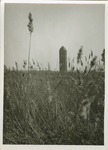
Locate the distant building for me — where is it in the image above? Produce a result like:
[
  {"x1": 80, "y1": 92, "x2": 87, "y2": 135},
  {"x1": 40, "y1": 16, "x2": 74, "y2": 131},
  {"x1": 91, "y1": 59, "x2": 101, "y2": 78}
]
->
[{"x1": 59, "y1": 46, "x2": 67, "y2": 72}]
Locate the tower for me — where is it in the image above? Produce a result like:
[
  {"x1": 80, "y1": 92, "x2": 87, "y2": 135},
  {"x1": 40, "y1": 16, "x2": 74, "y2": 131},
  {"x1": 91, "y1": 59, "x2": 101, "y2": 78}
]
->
[{"x1": 59, "y1": 46, "x2": 67, "y2": 72}]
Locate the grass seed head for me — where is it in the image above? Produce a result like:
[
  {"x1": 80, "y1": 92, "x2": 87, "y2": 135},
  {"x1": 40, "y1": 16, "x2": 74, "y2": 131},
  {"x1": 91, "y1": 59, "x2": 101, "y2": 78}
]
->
[
  {"x1": 27, "y1": 12, "x2": 34, "y2": 33},
  {"x1": 77, "y1": 46, "x2": 83, "y2": 64}
]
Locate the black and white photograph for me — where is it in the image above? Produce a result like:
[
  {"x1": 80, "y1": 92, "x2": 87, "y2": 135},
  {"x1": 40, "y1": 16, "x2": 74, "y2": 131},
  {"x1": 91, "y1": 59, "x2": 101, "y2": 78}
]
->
[{"x1": 1, "y1": 1, "x2": 106, "y2": 147}]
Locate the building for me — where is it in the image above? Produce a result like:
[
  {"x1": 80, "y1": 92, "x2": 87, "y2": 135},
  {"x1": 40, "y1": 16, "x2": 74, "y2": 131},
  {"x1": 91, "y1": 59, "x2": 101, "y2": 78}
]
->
[{"x1": 59, "y1": 46, "x2": 67, "y2": 72}]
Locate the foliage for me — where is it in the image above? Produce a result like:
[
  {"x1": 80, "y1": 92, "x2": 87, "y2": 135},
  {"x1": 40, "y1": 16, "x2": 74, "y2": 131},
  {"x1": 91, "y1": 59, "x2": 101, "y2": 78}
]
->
[{"x1": 3, "y1": 67, "x2": 104, "y2": 145}]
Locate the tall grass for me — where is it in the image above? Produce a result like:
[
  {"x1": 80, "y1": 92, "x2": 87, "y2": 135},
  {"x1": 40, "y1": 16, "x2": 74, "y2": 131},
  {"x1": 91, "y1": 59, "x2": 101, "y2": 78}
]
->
[{"x1": 3, "y1": 61, "x2": 104, "y2": 144}]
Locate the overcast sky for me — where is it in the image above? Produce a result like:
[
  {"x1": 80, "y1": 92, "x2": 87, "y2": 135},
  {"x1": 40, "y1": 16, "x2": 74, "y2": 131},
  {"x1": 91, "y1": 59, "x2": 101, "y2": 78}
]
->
[{"x1": 4, "y1": 3, "x2": 105, "y2": 70}]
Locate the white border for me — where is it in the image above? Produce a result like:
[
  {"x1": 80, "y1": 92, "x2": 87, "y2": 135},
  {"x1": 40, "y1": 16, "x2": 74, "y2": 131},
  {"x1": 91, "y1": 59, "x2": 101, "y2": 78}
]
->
[
  {"x1": 0, "y1": 1, "x2": 108, "y2": 150},
  {"x1": 105, "y1": 2, "x2": 108, "y2": 150},
  {"x1": 1, "y1": 0, "x2": 108, "y2": 4}
]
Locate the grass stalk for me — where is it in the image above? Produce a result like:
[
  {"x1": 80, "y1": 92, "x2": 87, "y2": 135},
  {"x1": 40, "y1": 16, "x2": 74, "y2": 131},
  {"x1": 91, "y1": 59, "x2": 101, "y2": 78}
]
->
[{"x1": 25, "y1": 12, "x2": 33, "y2": 140}]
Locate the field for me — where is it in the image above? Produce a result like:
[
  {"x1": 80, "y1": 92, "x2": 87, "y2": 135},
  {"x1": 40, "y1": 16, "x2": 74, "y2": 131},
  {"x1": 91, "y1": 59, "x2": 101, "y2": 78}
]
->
[{"x1": 3, "y1": 67, "x2": 105, "y2": 145}]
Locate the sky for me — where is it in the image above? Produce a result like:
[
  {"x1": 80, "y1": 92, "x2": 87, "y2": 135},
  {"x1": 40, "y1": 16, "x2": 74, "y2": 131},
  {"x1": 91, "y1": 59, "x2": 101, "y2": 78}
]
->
[{"x1": 4, "y1": 3, "x2": 105, "y2": 70}]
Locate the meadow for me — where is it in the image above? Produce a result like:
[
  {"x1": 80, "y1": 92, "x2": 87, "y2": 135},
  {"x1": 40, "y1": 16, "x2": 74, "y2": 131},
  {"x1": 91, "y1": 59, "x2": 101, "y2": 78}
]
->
[{"x1": 3, "y1": 57, "x2": 105, "y2": 145}]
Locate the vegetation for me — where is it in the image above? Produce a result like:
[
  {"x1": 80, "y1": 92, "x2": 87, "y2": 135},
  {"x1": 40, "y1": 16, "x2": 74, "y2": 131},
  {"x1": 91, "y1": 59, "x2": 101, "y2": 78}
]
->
[{"x1": 3, "y1": 53, "x2": 105, "y2": 145}]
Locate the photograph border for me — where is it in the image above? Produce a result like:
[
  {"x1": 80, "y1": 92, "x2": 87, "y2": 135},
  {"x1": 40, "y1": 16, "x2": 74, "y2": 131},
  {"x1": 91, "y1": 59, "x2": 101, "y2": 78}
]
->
[{"x1": 0, "y1": 0, "x2": 108, "y2": 150}]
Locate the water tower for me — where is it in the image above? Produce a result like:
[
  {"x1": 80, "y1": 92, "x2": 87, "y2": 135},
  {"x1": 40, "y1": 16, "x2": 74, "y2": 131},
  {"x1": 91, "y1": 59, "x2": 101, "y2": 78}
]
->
[{"x1": 59, "y1": 46, "x2": 67, "y2": 72}]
